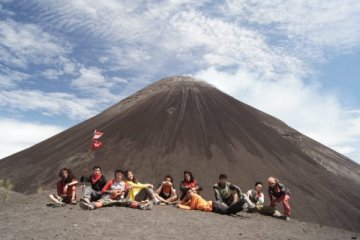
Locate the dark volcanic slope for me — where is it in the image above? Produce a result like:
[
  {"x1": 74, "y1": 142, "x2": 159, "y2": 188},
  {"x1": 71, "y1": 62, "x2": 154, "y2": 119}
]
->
[{"x1": 1, "y1": 76, "x2": 360, "y2": 231}]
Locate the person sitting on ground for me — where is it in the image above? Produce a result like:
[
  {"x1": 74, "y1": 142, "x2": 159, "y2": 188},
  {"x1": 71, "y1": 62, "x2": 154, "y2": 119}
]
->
[
  {"x1": 213, "y1": 174, "x2": 242, "y2": 207},
  {"x1": 125, "y1": 170, "x2": 160, "y2": 204},
  {"x1": 245, "y1": 181, "x2": 285, "y2": 219},
  {"x1": 155, "y1": 175, "x2": 178, "y2": 205},
  {"x1": 267, "y1": 177, "x2": 291, "y2": 219},
  {"x1": 177, "y1": 189, "x2": 246, "y2": 215},
  {"x1": 80, "y1": 166, "x2": 107, "y2": 202},
  {"x1": 80, "y1": 169, "x2": 152, "y2": 210},
  {"x1": 179, "y1": 170, "x2": 203, "y2": 201},
  {"x1": 49, "y1": 168, "x2": 78, "y2": 206}
]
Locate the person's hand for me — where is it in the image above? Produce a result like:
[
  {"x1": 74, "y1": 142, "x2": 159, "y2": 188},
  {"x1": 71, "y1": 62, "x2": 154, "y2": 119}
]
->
[
  {"x1": 163, "y1": 181, "x2": 172, "y2": 187},
  {"x1": 146, "y1": 184, "x2": 153, "y2": 189},
  {"x1": 111, "y1": 190, "x2": 120, "y2": 198}
]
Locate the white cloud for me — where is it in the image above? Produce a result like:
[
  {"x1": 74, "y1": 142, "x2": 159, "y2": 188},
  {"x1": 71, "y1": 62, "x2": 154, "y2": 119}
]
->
[
  {"x1": 0, "y1": 19, "x2": 72, "y2": 69},
  {"x1": 70, "y1": 66, "x2": 127, "y2": 101},
  {"x1": 0, "y1": 118, "x2": 64, "y2": 159},
  {"x1": 0, "y1": 90, "x2": 99, "y2": 119},
  {"x1": 194, "y1": 67, "x2": 360, "y2": 163},
  {"x1": 0, "y1": 66, "x2": 29, "y2": 88},
  {"x1": 224, "y1": 0, "x2": 360, "y2": 57}
]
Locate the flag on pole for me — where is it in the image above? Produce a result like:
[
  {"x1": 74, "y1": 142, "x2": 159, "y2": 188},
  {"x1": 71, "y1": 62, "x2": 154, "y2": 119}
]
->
[
  {"x1": 90, "y1": 130, "x2": 104, "y2": 150},
  {"x1": 91, "y1": 139, "x2": 103, "y2": 150},
  {"x1": 93, "y1": 130, "x2": 104, "y2": 139}
]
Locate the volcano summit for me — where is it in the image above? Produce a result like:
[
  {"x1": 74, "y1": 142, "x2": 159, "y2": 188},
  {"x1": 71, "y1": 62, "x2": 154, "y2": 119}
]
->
[{"x1": 0, "y1": 76, "x2": 359, "y2": 231}]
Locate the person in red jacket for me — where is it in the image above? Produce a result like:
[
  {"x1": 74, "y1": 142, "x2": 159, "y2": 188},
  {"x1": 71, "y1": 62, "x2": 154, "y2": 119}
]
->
[
  {"x1": 267, "y1": 177, "x2": 291, "y2": 219},
  {"x1": 179, "y1": 170, "x2": 202, "y2": 200},
  {"x1": 49, "y1": 168, "x2": 78, "y2": 206}
]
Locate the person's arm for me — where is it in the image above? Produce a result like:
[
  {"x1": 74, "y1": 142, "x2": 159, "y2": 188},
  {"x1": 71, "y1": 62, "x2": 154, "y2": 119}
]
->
[
  {"x1": 278, "y1": 183, "x2": 287, "y2": 196},
  {"x1": 178, "y1": 204, "x2": 191, "y2": 210},
  {"x1": 129, "y1": 181, "x2": 151, "y2": 190},
  {"x1": 213, "y1": 185, "x2": 223, "y2": 202},
  {"x1": 101, "y1": 180, "x2": 113, "y2": 194},
  {"x1": 180, "y1": 181, "x2": 190, "y2": 192},
  {"x1": 63, "y1": 179, "x2": 78, "y2": 193},
  {"x1": 230, "y1": 183, "x2": 242, "y2": 195},
  {"x1": 259, "y1": 193, "x2": 265, "y2": 205}
]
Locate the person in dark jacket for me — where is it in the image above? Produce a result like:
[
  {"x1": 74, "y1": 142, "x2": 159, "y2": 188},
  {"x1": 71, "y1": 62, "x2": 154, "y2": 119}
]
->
[
  {"x1": 213, "y1": 174, "x2": 242, "y2": 207},
  {"x1": 179, "y1": 170, "x2": 203, "y2": 201},
  {"x1": 80, "y1": 166, "x2": 107, "y2": 202},
  {"x1": 267, "y1": 177, "x2": 291, "y2": 218}
]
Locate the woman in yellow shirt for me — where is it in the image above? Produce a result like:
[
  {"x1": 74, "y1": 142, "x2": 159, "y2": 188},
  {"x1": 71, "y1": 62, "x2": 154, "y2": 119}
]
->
[{"x1": 125, "y1": 170, "x2": 160, "y2": 204}]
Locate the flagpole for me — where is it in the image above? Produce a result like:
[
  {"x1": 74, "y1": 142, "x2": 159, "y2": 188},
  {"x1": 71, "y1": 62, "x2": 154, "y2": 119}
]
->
[{"x1": 81, "y1": 129, "x2": 103, "y2": 197}]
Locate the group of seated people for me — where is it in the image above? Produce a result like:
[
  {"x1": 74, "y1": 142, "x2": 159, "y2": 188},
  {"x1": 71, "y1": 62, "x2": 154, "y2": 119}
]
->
[{"x1": 48, "y1": 167, "x2": 291, "y2": 219}]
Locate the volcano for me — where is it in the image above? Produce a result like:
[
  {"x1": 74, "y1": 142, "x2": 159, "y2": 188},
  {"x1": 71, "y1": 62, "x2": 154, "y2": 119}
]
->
[{"x1": 1, "y1": 76, "x2": 359, "y2": 231}]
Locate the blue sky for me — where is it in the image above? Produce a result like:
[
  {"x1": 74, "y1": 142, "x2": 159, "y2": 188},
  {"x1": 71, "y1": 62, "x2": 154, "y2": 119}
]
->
[{"x1": 1, "y1": 0, "x2": 359, "y2": 163}]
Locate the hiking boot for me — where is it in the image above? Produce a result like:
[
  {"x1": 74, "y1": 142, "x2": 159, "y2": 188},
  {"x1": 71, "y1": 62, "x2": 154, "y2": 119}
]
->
[{"x1": 79, "y1": 201, "x2": 94, "y2": 210}]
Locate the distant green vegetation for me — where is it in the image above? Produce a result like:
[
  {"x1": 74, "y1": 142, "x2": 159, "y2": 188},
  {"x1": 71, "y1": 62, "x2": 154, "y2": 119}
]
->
[{"x1": 0, "y1": 178, "x2": 14, "y2": 202}]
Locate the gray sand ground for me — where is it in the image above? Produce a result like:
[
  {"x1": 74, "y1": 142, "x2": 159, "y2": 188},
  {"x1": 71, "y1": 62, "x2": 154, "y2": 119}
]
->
[{"x1": 0, "y1": 190, "x2": 358, "y2": 240}]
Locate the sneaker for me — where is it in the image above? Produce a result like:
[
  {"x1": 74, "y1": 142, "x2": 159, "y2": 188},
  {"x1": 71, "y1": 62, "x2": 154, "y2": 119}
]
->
[
  {"x1": 142, "y1": 201, "x2": 153, "y2": 210},
  {"x1": 70, "y1": 199, "x2": 77, "y2": 205},
  {"x1": 273, "y1": 215, "x2": 288, "y2": 220},
  {"x1": 47, "y1": 202, "x2": 66, "y2": 207},
  {"x1": 79, "y1": 201, "x2": 94, "y2": 210},
  {"x1": 53, "y1": 202, "x2": 66, "y2": 207},
  {"x1": 80, "y1": 197, "x2": 91, "y2": 204}
]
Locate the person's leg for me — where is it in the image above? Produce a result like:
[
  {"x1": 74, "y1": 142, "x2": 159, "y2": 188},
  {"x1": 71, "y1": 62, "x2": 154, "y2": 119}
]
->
[
  {"x1": 49, "y1": 194, "x2": 60, "y2": 203},
  {"x1": 82, "y1": 186, "x2": 93, "y2": 199},
  {"x1": 134, "y1": 188, "x2": 148, "y2": 202},
  {"x1": 226, "y1": 198, "x2": 246, "y2": 214},
  {"x1": 282, "y1": 195, "x2": 291, "y2": 217},
  {"x1": 90, "y1": 191, "x2": 103, "y2": 202},
  {"x1": 112, "y1": 198, "x2": 132, "y2": 208},
  {"x1": 212, "y1": 201, "x2": 228, "y2": 214},
  {"x1": 231, "y1": 191, "x2": 239, "y2": 204},
  {"x1": 166, "y1": 195, "x2": 178, "y2": 204},
  {"x1": 155, "y1": 193, "x2": 167, "y2": 203}
]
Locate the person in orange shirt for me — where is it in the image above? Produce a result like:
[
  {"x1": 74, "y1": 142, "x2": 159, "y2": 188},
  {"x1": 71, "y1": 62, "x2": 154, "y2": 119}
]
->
[{"x1": 178, "y1": 189, "x2": 246, "y2": 215}]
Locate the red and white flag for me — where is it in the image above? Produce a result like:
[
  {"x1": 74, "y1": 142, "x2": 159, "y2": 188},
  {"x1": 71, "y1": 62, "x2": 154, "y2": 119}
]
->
[
  {"x1": 90, "y1": 130, "x2": 104, "y2": 150},
  {"x1": 93, "y1": 130, "x2": 104, "y2": 139},
  {"x1": 91, "y1": 139, "x2": 103, "y2": 150}
]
